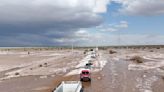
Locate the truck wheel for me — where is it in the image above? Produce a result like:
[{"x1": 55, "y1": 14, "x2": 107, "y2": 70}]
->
[
  {"x1": 80, "y1": 88, "x2": 84, "y2": 92},
  {"x1": 89, "y1": 78, "x2": 91, "y2": 82}
]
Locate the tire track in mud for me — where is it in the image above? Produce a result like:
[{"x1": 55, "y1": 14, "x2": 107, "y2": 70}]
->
[
  {"x1": 105, "y1": 56, "x2": 142, "y2": 92},
  {"x1": 108, "y1": 58, "x2": 130, "y2": 92},
  {"x1": 109, "y1": 60, "x2": 118, "y2": 89},
  {"x1": 136, "y1": 76, "x2": 158, "y2": 92},
  {"x1": 122, "y1": 70, "x2": 127, "y2": 92}
]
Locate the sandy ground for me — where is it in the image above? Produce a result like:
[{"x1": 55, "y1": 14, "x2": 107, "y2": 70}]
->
[{"x1": 0, "y1": 48, "x2": 164, "y2": 92}]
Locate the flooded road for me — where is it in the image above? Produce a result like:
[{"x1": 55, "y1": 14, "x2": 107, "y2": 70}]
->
[
  {"x1": 80, "y1": 52, "x2": 164, "y2": 92},
  {"x1": 82, "y1": 58, "x2": 140, "y2": 92}
]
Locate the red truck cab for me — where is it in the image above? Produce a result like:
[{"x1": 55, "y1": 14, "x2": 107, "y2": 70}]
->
[{"x1": 80, "y1": 69, "x2": 91, "y2": 82}]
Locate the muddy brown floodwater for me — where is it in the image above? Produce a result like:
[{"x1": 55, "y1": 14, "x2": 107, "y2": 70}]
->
[
  {"x1": 83, "y1": 60, "x2": 164, "y2": 92},
  {"x1": 45, "y1": 57, "x2": 164, "y2": 92}
]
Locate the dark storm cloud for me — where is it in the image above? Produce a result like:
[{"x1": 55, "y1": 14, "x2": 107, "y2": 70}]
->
[
  {"x1": 0, "y1": 16, "x2": 102, "y2": 46},
  {"x1": 0, "y1": 0, "x2": 107, "y2": 46}
]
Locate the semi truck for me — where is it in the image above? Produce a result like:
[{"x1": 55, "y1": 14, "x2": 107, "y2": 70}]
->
[{"x1": 52, "y1": 81, "x2": 83, "y2": 92}]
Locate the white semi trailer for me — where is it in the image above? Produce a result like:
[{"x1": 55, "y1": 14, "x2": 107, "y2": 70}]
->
[{"x1": 53, "y1": 81, "x2": 83, "y2": 92}]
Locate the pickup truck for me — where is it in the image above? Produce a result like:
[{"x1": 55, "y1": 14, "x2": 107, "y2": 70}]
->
[
  {"x1": 80, "y1": 69, "x2": 91, "y2": 82},
  {"x1": 52, "y1": 81, "x2": 83, "y2": 92}
]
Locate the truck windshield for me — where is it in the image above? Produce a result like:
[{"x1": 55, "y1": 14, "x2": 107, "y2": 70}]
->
[{"x1": 82, "y1": 72, "x2": 89, "y2": 74}]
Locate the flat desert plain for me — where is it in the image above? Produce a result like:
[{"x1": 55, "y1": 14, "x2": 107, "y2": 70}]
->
[{"x1": 0, "y1": 47, "x2": 164, "y2": 92}]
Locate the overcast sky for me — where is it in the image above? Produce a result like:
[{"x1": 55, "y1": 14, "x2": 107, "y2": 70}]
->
[{"x1": 0, "y1": 0, "x2": 164, "y2": 46}]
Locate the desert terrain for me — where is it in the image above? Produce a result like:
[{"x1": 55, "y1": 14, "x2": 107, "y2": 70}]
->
[{"x1": 0, "y1": 46, "x2": 164, "y2": 92}]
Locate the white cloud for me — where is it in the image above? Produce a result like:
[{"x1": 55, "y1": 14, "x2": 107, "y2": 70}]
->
[
  {"x1": 0, "y1": 0, "x2": 110, "y2": 23},
  {"x1": 93, "y1": 0, "x2": 110, "y2": 13},
  {"x1": 97, "y1": 21, "x2": 128, "y2": 32},
  {"x1": 75, "y1": 29, "x2": 88, "y2": 35},
  {"x1": 105, "y1": 28, "x2": 118, "y2": 32},
  {"x1": 115, "y1": 21, "x2": 128, "y2": 28},
  {"x1": 113, "y1": 0, "x2": 164, "y2": 15},
  {"x1": 53, "y1": 38, "x2": 66, "y2": 43},
  {"x1": 80, "y1": 34, "x2": 164, "y2": 46},
  {"x1": 75, "y1": 29, "x2": 90, "y2": 37}
]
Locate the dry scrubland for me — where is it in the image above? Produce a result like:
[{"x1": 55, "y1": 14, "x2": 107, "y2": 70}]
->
[{"x1": 0, "y1": 46, "x2": 164, "y2": 92}]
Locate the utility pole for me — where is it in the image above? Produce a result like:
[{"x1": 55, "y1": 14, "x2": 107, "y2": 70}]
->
[
  {"x1": 72, "y1": 43, "x2": 74, "y2": 54},
  {"x1": 118, "y1": 30, "x2": 121, "y2": 49}
]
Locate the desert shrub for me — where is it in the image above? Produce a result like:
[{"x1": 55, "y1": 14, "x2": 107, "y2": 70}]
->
[
  {"x1": 84, "y1": 50, "x2": 88, "y2": 54},
  {"x1": 85, "y1": 49, "x2": 88, "y2": 52},
  {"x1": 44, "y1": 63, "x2": 47, "y2": 65},
  {"x1": 162, "y1": 77, "x2": 164, "y2": 80},
  {"x1": 130, "y1": 56, "x2": 143, "y2": 63},
  {"x1": 44, "y1": 63, "x2": 48, "y2": 67},
  {"x1": 90, "y1": 49, "x2": 93, "y2": 51},
  {"x1": 24, "y1": 49, "x2": 27, "y2": 51},
  {"x1": 156, "y1": 47, "x2": 160, "y2": 49},
  {"x1": 159, "y1": 67, "x2": 164, "y2": 70},
  {"x1": 15, "y1": 72, "x2": 20, "y2": 75},
  {"x1": 150, "y1": 50, "x2": 154, "y2": 52},
  {"x1": 39, "y1": 64, "x2": 43, "y2": 67},
  {"x1": 109, "y1": 50, "x2": 117, "y2": 54}
]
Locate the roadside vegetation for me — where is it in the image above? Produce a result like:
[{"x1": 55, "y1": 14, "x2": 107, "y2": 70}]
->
[
  {"x1": 130, "y1": 56, "x2": 144, "y2": 63},
  {"x1": 109, "y1": 50, "x2": 117, "y2": 54}
]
